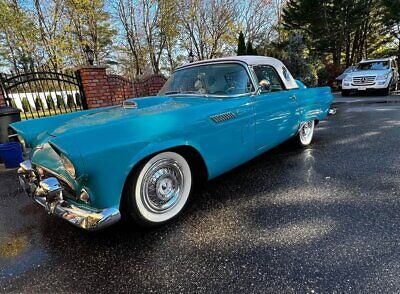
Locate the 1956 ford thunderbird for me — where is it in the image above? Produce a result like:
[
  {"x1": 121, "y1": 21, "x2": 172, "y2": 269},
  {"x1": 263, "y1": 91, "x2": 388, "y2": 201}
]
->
[{"x1": 11, "y1": 56, "x2": 333, "y2": 231}]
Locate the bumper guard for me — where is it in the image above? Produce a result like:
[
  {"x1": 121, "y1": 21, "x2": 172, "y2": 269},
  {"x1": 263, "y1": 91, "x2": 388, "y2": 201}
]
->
[{"x1": 18, "y1": 160, "x2": 121, "y2": 231}]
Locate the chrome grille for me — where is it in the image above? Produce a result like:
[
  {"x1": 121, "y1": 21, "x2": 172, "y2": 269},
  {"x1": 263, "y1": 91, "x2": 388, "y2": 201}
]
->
[
  {"x1": 210, "y1": 112, "x2": 236, "y2": 123},
  {"x1": 352, "y1": 76, "x2": 376, "y2": 86}
]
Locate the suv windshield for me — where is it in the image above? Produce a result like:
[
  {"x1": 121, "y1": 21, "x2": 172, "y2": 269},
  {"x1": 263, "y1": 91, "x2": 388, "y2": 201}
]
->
[
  {"x1": 158, "y1": 63, "x2": 254, "y2": 96},
  {"x1": 357, "y1": 61, "x2": 390, "y2": 71}
]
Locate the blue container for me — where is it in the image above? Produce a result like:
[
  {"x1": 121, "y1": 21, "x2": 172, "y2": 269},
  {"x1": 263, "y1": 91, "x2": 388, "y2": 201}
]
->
[{"x1": 0, "y1": 142, "x2": 23, "y2": 168}]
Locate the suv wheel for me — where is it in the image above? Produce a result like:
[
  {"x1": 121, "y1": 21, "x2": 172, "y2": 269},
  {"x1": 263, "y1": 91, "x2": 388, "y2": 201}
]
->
[{"x1": 341, "y1": 90, "x2": 350, "y2": 97}]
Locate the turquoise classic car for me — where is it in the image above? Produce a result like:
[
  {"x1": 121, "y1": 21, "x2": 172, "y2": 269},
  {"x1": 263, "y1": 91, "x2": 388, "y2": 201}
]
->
[{"x1": 12, "y1": 56, "x2": 333, "y2": 231}]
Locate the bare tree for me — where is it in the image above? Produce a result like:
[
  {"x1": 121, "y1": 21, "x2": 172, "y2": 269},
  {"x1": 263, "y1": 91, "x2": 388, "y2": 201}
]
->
[
  {"x1": 237, "y1": 0, "x2": 276, "y2": 44},
  {"x1": 179, "y1": 0, "x2": 238, "y2": 60},
  {"x1": 65, "y1": 0, "x2": 115, "y2": 65},
  {"x1": 114, "y1": 0, "x2": 145, "y2": 76},
  {"x1": 33, "y1": 0, "x2": 66, "y2": 70}
]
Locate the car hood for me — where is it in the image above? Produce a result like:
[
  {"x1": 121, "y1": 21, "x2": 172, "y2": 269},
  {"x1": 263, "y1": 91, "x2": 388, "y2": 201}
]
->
[
  {"x1": 10, "y1": 94, "x2": 216, "y2": 149},
  {"x1": 48, "y1": 95, "x2": 212, "y2": 138},
  {"x1": 347, "y1": 69, "x2": 390, "y2": 77}
]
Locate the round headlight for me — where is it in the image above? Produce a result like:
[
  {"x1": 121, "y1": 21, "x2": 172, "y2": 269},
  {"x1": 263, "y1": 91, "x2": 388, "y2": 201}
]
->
[{"x1": 60, "y1": 154, "x2": 76, "y2": 178}]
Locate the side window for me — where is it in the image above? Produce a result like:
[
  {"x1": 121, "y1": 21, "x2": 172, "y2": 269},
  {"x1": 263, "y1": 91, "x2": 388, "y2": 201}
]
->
[{"x1": 253, "y1": 65, "x2": 284, "y2": 93}]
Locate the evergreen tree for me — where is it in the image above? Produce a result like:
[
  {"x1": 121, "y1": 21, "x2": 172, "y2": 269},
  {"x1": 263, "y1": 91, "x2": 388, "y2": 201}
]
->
[
  {"x1": 382, "y1": 0, "x2": 400, "y2": 64},
  {"x1": 237, "y1": 31, "x2": 246, "y2": 55},
  {"x1": 246, "y1": 40, "x2": 257, "y2": 55},
  {"x1": 283, "y1": 0, "x2": 387, "y2": 67}
]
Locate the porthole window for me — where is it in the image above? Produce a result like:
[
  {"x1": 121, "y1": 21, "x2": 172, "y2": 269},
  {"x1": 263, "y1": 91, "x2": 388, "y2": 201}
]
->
[{"x1": 282, "y1": 66, "x2": 291, "y2": 81}]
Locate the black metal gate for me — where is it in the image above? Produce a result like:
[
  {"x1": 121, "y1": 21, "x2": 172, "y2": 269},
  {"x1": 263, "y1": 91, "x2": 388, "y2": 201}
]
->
[{"x1": 0, "y1": 70, "x2": 87, "y2": 120}]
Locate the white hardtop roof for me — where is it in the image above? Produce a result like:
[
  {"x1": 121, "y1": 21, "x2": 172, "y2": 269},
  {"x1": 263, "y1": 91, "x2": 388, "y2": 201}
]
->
[
  {"x1": 176, "y1": 56, "x2": 299, "y2": 90},
  {"x1": 177, "y1": 56, "x2": 285, "y2": 69},
  {"x1": 360, "y1": 58, "x2": 392, "y2": 63}
]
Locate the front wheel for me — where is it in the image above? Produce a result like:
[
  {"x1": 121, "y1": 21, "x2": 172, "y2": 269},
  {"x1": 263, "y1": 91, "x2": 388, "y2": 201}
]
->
[
  {"x1": 296, "y1": 120, "x2": 315, "y2": 146},
  {"x1": 123, "y1": 151, "x2": 192, "y2": 228}
]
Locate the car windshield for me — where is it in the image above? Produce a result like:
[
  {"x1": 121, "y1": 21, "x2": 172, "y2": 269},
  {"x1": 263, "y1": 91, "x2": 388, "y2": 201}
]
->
[
  {"x1": 357, "y1": 61, "x2": 389, "y2": 70},
  {"x1": 158, "y1": 63, "x2": 254, "y2": 96}
]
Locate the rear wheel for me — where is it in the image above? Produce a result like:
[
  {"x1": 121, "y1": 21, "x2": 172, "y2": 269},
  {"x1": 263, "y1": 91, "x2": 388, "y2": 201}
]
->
[
  {"x1": 123, "y1": 151, "x2": 192, "y2": 227},
  {"x1": 296, "y1": 120, "x2": 315, "y2": 146}
]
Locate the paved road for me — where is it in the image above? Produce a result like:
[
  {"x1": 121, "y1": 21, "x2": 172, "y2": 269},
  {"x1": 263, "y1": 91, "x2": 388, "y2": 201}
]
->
[
  {"x1": 1, "y1": 100, "x2": 400, "y2": 293},
  {"x1": 333, "y1": 91, "x2": 400, "y2": 104}
]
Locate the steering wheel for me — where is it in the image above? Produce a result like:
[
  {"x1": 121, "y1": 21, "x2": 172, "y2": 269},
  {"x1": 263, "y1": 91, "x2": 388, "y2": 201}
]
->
[{"x1": 226, "y1": 86, "x2": 235, "y2": 94}]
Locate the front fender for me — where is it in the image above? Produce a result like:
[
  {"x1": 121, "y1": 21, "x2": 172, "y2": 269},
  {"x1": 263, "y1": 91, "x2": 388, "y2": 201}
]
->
[
  {"x1": 82, "y1": 138, "x2": 209, "y2": 209},
  {"x1": 124, "y1": 139, "x2": 209, "y2": 180}
]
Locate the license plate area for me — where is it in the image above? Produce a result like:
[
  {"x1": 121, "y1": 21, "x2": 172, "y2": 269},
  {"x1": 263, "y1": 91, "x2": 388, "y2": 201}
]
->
[{"x1": 358, "y1": 86, "x2": 367, "y2": 91}]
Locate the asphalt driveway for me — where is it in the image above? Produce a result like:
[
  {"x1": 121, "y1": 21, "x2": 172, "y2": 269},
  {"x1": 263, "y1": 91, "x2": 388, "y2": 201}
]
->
[{"x1": 1, "y1": 99, "x2": 400, "y2": 293}]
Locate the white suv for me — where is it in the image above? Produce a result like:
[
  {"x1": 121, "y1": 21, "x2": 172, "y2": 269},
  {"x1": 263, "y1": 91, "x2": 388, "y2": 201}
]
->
[{"x1": 341, "y1": 58, "x2": 399, "y2": 96}]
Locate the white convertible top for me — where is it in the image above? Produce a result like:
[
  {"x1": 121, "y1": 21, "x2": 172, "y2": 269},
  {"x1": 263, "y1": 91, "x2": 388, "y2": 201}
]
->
[{"x1": 176, "y1": 56, "x2": 299, "y2": 90}]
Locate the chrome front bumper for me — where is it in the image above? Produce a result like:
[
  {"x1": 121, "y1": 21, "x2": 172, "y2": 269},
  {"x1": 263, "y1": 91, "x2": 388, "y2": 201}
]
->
[{"x1": 18, "y1": 160, "x2": 121, "y2": 231}]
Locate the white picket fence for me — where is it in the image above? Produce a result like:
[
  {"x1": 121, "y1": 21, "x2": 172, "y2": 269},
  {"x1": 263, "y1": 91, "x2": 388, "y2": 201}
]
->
[{"x1": 8, "y1": 90, "x2": 80, "y2": 111}]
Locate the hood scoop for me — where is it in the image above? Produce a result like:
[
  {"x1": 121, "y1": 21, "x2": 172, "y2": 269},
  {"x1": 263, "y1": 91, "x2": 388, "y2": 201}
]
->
[
  {"x1": 123, "y1": 100, "x2": 138, "y2": 109},
  {"x1": 210, "y1": 112, "x2": 236, "y2": 123}
]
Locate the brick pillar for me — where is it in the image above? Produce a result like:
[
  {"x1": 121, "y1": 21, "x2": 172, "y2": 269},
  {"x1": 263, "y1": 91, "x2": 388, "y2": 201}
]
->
[{"x1": 76, "y1": 66, "x2": 112, "y2": 109}]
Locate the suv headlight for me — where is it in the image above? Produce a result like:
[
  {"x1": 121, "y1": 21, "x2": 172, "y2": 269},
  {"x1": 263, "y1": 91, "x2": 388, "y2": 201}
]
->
[
  {"x1": 60, "y1": 154, "x2": 76, "y2": 178},
  {"x1": 376, "y1": 73, "x2": 389, "y2": 81},
  {"x1": 343, "y1": 76, "x2": 352, "y2": 82}
]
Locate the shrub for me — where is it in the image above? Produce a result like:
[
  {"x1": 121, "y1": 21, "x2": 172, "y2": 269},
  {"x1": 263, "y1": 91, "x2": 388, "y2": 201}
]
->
[
  {"x1": 75, "y1": 93, "x2": 82, "y2": 107},
  {"x1": 21, "y1": 97, "x2": 31, "y2": 112},
  {"x1": 67, "y1": 94, "x2": 75, "y2": 108},
  {"x1": 56, "y1": 95, "x2": 65, "y2": 109},
  {"x1": 34, "y1": 96, "x2": 42, "y2": 111},
  {"x1": 10, "y1": 99, "x2": 17, "y2": 108},
  {"x1": 46, "y1": 95, "x2": 55, "y2": 110},
  {"x1": 301, "y1": 63, "x2": 318, "y2": 87}
]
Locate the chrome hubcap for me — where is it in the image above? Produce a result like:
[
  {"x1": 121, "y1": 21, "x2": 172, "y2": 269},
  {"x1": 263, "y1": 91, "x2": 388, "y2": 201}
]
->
[
  {"x1": 141, "y1": 159, "x2": 184, "y2": 213},
  {"x1": 300, "y1": 121, "x2": 313, "y2": 143}
]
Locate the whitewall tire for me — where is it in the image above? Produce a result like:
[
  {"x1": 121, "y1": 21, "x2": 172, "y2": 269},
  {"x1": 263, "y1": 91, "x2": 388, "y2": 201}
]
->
[
  {"x1": 124, "y1": 151, "x2": 192, "y2": 227},
  {"x1": 298, "y1": 120, "x2": 315, "y2": 146}
]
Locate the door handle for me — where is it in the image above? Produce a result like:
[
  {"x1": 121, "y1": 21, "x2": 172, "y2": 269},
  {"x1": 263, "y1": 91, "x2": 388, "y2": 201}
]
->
[{"x1": 289, "y1": 94, "x2": 297, "y2": 101}]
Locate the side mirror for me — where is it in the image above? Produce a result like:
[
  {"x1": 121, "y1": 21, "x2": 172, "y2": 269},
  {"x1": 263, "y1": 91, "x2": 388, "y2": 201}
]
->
[{"x1": 258, "y1": 79, "x2": 271, "y2": 93}]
